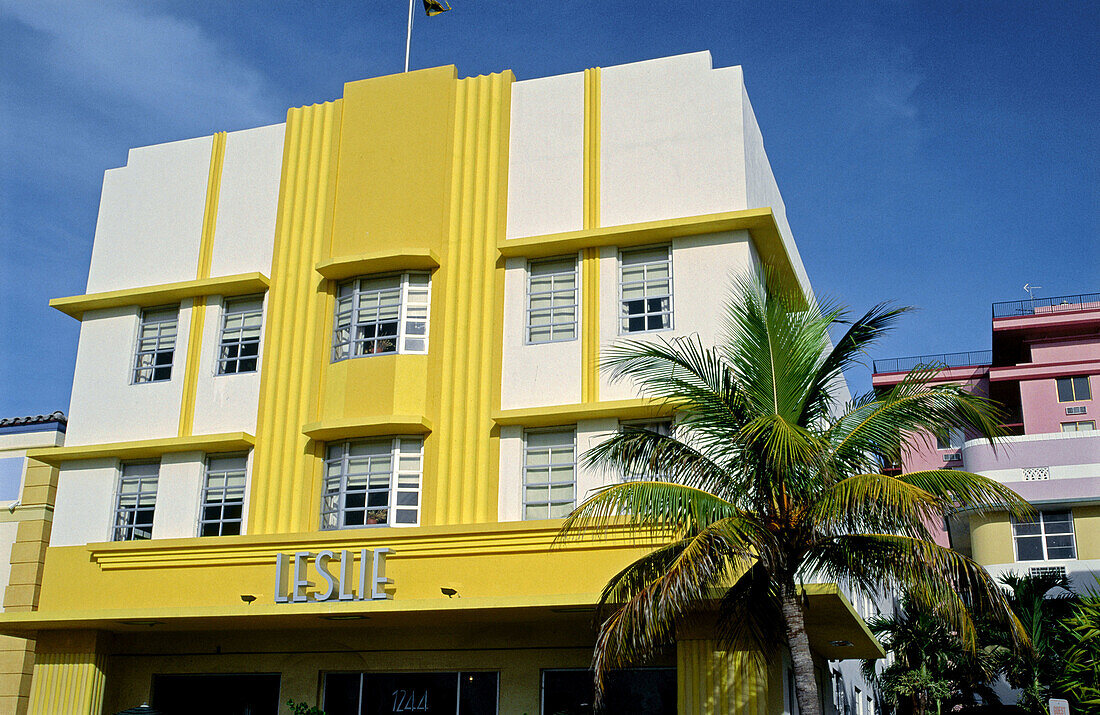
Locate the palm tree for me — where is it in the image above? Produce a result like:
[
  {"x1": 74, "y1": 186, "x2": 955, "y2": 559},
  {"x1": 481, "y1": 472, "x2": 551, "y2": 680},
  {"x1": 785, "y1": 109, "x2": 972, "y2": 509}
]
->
[
  {"x1": 862, "y1": 594, "x2": 1003, "y2": 714},
  {"x1": 557, "y1": 274, "x2": 1030, "y2": 715},
  {"x1": 993, "y1": 572, "x2": 1078, "y2": 713}
]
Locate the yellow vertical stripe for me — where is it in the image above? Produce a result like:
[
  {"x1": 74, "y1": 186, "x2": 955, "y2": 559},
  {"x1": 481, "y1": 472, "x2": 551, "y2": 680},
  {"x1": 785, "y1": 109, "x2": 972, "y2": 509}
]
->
[
  {"x1": 433, "y1": 71, "x2": 514, "y2": 525},
  {"x1": 27, "y1": 651, "x2": 107, "y2": 715},
  {"x1": 581, "y1": 67, "x2": 602, "y2": 403},
  {"x1": 677, "y1": 639, "x2": 768, "y2": 714},
  {"x1": 583, "y1": 67, "x2": 601, "y2": 230},
  {"x1": 248, "y1": 101, "x2": 343, "y2": 535},
  {"x1": 178, "y1": 131, "x2": 226, "y2": 437}
]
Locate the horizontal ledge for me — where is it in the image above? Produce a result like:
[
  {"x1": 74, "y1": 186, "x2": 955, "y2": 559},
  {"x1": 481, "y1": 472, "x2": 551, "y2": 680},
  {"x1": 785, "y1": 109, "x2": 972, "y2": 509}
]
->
[
  {"x1": 27, "y1": 432, "x2": 255, "y2": 466},
  {"x1": 302, "y1": 416, "x2": 433, "y2": 442},
  {"x1": 493, "y1": 399, "x2": 673, "y2": 428},
  {"x1": 50, "y1": 273, "x2": 270, "y2": 320},
  {"x1": 315, "y1": 249, "x2": 441, "y2": 281},
  {"x1": 499, "y1": 208, "x2": 804, "y2": 305}
]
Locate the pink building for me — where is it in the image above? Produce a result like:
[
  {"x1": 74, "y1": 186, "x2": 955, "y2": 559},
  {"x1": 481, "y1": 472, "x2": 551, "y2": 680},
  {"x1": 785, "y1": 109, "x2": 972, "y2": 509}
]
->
[{"x1": 872, "y1": 292, "x2": 1100, "y2": 588}]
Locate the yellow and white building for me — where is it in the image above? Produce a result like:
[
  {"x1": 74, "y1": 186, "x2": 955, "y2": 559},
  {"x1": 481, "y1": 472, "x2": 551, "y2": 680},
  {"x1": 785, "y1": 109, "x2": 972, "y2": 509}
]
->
[{"x1": 2, "y1": 52, "x2": 882, "y2": 714}]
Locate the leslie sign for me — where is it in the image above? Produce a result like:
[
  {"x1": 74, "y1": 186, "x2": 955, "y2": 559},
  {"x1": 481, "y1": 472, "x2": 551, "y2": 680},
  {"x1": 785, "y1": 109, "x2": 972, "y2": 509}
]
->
[{"x1": 274, "y1": 548, "x2": 394, "y2": 603}]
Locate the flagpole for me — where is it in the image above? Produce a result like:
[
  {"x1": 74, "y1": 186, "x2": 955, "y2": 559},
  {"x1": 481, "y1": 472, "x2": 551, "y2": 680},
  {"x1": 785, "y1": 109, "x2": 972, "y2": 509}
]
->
[{"x1": 404, "y1": 0, "x2": 415, "y2": 72}]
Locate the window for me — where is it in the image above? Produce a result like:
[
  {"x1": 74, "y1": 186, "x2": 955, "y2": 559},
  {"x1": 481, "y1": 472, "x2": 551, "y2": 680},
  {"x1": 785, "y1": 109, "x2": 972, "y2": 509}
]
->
[
  {"x1": 132, "y1": 306, "x2": 178, "y2": 383},
  {"x1": 1061, "y1": 420, "x2": 1095, "y2": 432},
  {"x1": 217, "y1": 296, "x2": 263, "y2": 374},
  {"x1": 113, "y1": 462, "x2": 158, "y2": 541},
  {"x1": 323, "y1": 672, "x2": 499, "y2": 715},
  {"x1": 1057, "y1": 376, "x2": 1092, "y2": 402},
  {"x1": 619, "y1": 245, "x2": 672, "y2": 333},
  {"x1": 541, "y1": 669, "x2": 676, "y2": 715},
  {"x1": 526, "y1": 256, "x2": 578, "y2": 343},
  {"x1": 936, "y1": 428, "x2": 965, "y2": 450},
  {"x1": 1013, "y1": 510, "x2": 1076, "y2": 561},
  {"x1": 321, "y1": 437, "x2": 422, "y2": 529},
  {"x1": 620, "y1": 419, "x2": 671, "y2": 481},
  {"x1": 200, "y1": 455, "x2": 247, "y2": 536},
  {"x1": 523, "y1": 428, "x2": 576, "y2": 519},
  {"x1": 333, "y1": 273, "x2": 430, "y2": 361}
]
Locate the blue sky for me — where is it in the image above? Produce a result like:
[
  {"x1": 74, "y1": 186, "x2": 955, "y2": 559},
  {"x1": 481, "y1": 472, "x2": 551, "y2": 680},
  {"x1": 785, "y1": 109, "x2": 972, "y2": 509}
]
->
[{"x1": 1, "y1": 0, "x2": 1097, "y2": 417}]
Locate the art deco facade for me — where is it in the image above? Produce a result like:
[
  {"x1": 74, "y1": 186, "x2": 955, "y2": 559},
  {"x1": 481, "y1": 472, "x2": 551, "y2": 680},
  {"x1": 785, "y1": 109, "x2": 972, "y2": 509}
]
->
[{"x1": 2, "y1": 53, "x2": 882, "y2": 715}]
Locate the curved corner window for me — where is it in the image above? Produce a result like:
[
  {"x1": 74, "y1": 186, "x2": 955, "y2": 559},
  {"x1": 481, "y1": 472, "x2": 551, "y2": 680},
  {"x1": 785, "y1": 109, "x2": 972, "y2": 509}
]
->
[
  {"x1": 332, "y1": 273, "x2": 431, "y2": 362},
  {"x1": 321, "y1": 437, "x2": 423, "y2": 529}
]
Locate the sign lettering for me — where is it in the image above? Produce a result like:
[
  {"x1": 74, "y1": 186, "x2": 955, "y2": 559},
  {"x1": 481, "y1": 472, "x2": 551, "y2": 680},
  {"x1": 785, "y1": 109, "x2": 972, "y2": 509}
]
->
[{"x1": 274, "y1": 548, "x2": 394, "y2": 603}]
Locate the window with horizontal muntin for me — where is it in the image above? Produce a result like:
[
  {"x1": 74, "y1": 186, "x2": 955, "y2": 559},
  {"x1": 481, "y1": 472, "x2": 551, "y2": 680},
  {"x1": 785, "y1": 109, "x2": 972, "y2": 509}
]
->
[
  {"x1": 217, "y1": 296, "x2": 263, "y2": 375},
  {"x1": 332, "y1": 273, "x2": 430, "y2": 361},
  {"x1": 113, "y1": 462, "x2": 159, "y2": 541},
  {"x1": 1013, "y1": 510, "x2": 1076, "y2": 561},
  {"x1": 200, "y1": 454, "x2": 247, "y2": 536},
  {"x1": 619, "y1": 419, "x2": 672, "y2": 482},
  {"x1": 527, "y1": 256, "x2": 578, "y2": 343},
  {"x1": 523, "y1": 428, "x2": 576, "y2": 520},
  {"x1": 619, "y1": 245, "x2": 672, "y2": 333},
  {"x1": 1057, "y1": 375, "x2": 1092, "y2": 402},
  {"x1": 133, "y1": 306, "x2": 178, "y2": 383},
  {"x1": 321, "y1": 436, "x2": 423, "y2": 529}
]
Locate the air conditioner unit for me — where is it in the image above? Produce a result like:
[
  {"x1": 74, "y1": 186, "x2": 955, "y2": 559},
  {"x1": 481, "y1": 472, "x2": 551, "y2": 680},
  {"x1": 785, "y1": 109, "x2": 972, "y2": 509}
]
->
[
  {"x1": 1028, "y1": 565, "x2": 1067, "y2": 580},
  {"x1": 1066, "y1": 405, "x2": 1087, "y2": 415},
  {"x1": 943, "y1": 453, "x2": 962, "y2": 462}
]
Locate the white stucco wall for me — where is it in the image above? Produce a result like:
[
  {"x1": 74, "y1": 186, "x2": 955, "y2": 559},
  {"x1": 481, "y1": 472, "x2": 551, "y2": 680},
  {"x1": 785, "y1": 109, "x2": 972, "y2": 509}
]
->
[
  {"x1": 0, "y1": 521, "x2": 18, "y2": 611},
  {"x1": 208, "y1": 123, "x2": 284, "y2": 278},
  {"x1": 190, "y1": 296, "x2": 264, "y2": 436},
  {"x1": 500, "y1": 256, "x2": 583, "y2": 410},
  {"x1": 66, "y1": 302, "x2": 193, "y2": 446},
  {"x1": 600, "y1": 52, "x2": 747, "y2": 228},
  {"x1": 599, "y1": 233, "x2": 759, "y2": 402},
  {"x1": 506, "y1": 71, "x2": 584, "y2": 239},
  {"x1": 152, "y1": 453, "x2": 204, "y2": 539},
  {"x1": 51, "y1": 459, "x2": 118, "y2": 546},
  {"x1": 85, "y1": 136, "x2": 213, "y2": 293}
]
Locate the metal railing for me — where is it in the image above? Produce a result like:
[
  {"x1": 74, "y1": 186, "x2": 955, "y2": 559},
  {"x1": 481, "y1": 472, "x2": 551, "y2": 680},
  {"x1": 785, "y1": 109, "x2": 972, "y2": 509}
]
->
[
  {"x1": 992, "y1": 292, "x2": 1100, "y2": 319},
  {"x1": 872, "y1": 350, "x2": 992, "y2": 375}
]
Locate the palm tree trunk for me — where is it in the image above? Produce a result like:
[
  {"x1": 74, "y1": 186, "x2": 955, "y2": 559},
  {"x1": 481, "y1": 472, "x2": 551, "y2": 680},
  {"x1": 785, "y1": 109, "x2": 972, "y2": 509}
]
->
[{"x1": 781, "y1": 589, "x2": 823, "y2": 715}]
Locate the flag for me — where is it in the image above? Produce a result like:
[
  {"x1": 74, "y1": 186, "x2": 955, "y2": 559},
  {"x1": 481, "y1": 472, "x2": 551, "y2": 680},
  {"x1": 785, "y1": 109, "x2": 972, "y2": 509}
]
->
[{"x1": 423, "y1": 0, "x2": 450, "y2": 16}]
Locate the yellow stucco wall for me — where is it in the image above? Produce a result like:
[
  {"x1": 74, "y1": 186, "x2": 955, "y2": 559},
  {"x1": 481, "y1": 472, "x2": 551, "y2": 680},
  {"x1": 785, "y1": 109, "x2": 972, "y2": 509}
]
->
[{"x1": 970, "y1": 504, "x2": 1100, "y2": 565}]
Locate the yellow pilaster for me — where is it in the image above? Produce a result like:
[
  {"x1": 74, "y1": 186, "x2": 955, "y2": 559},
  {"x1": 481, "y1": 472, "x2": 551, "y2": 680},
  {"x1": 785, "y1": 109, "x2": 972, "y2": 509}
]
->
[
  {"x1": 677, "y1": 639, "x2": 768, "y2": 715},
  {"x1": 27, "y1": 632, "x2": 107, "y2": 715},
  {"x1": 432, "y1": 71, "x2": 514, "y2": 525},
  {"x1": 178, "y1": 131, "x2": 227, "y2": 437},
  {"x1": 248, "y1": 101, "x2": 343, "y2": 535},
  {"x1": 581, "y1": 67, "x2": 602, "y2": 403},
  {"x1": 0, "y1": 458, "x2": 58, "y2": 715}
]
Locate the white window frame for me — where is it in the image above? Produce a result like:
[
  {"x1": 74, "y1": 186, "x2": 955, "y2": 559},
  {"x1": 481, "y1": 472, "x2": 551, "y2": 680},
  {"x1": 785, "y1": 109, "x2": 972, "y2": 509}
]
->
[
  {"x1": 199, "y1": 454, "x2": 247, "y2": 537},
  {"x1": 216, "y1": 295, "x2": 264, "y2": 375},
  {"x1": 1012, "y1": 510, "x2": 1077, "y2": 561},
  {"x1": 332, "y1": 273, "x2": 431, "y2": 362},
  {"x1": 321, "y1": 436, "x2": 423, "y2": 529},
  {"x1": 132, "y1": 306, "x2": 179, "y2": 384},
  {"x1": 525, "y1": 255, "x2": 579, "y2": 344},
  {"x1": 113, "y1": 462, "x2": 159, "y2": 541},
  {"x1": 522, "y1": 427, "x2": 576, "y2": 520},
  {"x1": 618, "y1": 245, "x2": 673, "y2": 334}
]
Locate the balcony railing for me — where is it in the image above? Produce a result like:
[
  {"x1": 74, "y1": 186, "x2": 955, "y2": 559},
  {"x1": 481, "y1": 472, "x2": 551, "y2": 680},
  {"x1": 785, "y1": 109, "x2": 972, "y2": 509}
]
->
[
  {"x1": 872, "y1": 350, "x2": 992, "y2": 375},
  {"x1": 992, "y1": 292, "x2": 1100, "y2": 319}
]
